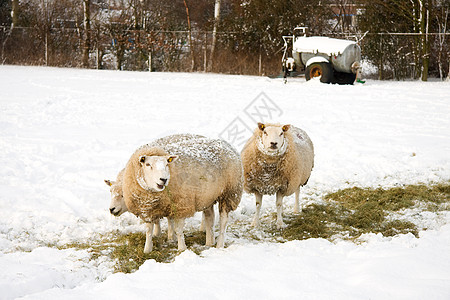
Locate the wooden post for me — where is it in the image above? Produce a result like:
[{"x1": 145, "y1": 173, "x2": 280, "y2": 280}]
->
[
  {"x1": 45, "y1": 31, "x2": 48, "y2": 66},
  {"x1": 259, "y1": 51, "x2": 262, "y2": 76},
  {"x1": 204, "y1": 32, "x2": 207, "y2": 72},
  {"x1": 82, "y1": 0, "x2": 91, "y2": 68},
  {"x1": 148, "y1": 50, "x2": 152, "y2": 72}
]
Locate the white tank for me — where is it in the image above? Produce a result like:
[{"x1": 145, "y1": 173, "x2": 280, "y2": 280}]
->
[{"x1": 292, "y1": 36, "x2": 361, "y2": 73}]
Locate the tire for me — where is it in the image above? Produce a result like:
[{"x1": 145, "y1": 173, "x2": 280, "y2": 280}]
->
[
  {"x1": 305, "y1": 62, "x2": 333, "y2": 83},
  {"x1": 333, "y1": 71, "x2": 357, "y2": 85}
]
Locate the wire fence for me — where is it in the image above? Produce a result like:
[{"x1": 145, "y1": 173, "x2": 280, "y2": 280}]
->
[{"x1": 1, "y1": 26, "x2": 449, "y2": 79}]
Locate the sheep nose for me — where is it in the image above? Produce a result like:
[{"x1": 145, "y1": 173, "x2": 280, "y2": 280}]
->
[
  {"x1": 270, "y1": 142, "x2": 278, "y2": 148},
  {"x1": 109, "y1": 207, "x2": 115, "y2": 214},
  {"x1": 160, "y1": 178, "x2": 168, "y2": 184}
]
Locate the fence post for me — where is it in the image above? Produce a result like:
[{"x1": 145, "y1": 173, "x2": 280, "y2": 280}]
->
[
  {"x1": 45, "y1": 31, "x2": 48, "y2": 66},
  {"x1": 148, "y1": 50, "x2": 152, "y2": 72},
  {"x1": 203, "y1": 32, "x2": 207, "y2": 72},
  {"x1": 259, "y1": 51, "x2": 262, "y2": 76},
  {"x1": 378, "y1": 34, "x2": 382, "y2": 80},
  {"x1": 258, "y1": 36, "x2": 262, "y2": 76},
  {"x1": 96, "y1": 47, "x2": 100, "y2": 69}
]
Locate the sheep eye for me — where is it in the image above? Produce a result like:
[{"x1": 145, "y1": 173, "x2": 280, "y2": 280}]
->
[
  {"x1": 146, "y1": 163, "x2": 151, "y2": 167},
  {"x1": 263, "y1": 131, "x2": 268, "y2": 136},
  {"x1": 279, "y1": 132, "x2": 284, "y2": 136}
]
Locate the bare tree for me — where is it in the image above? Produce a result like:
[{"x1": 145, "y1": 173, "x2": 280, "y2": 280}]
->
[
  {"x1": 183, "y1": 0, "x2": 195, "y2": 71},
  {"x1": 332, "y1": 0, "x2": 355, "y2": 33},
  {"x1": 208, "y1": 0, "x2": 220, "y2": 72},
  {"x1": 420, "y1": 0, "x2": 432, "y2": 81},
  {"x1": 436, "y1": 4, "x2": 448, "y2": 80},
  {"x1": 358, "y1": 0, "x2": 434, "y2": 80},
  {"x1": 1, "y1": 0, "x2": 19, "y2": 63},
  {"x1": 82, "y1": 0, "x2": 91, "y2": 67}
]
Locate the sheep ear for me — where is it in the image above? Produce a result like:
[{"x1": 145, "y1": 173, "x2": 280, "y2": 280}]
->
[
  {"x1": 139, "y1": 156, "x2": 146, "y2": 165},
  {"x1": 282, "y1": 124, "x2": 291, "y2": 132},
  {"x1": 104, "y1": 179, "x2": 113, "y2": 186},
  {"x1": 258, "y1": 123, "x2": 265, "y2": 131},
  {"x1": 167, "y1": 155, "x2": 178, "y2": 163}
]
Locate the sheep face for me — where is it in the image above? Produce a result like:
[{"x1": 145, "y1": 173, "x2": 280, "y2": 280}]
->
[
  {"x1": 257, "y1": 123, "x2": 290, "y2": 155},
  {"x1": 139, "y1": 155, "x2": 178, "y2": 192},
  {"x1": 105, "y1": 179, "x2": 127, "y2": 216}
]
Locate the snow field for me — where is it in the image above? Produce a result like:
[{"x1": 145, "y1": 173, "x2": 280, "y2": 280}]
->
[{"x1": 0, "y1": 66, "x2": 449, "y2": 299}]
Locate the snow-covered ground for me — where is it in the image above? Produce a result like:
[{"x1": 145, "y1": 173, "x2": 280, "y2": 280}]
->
[{"x1": 0, "y1": 66, "x2": 449, "y2": 299}]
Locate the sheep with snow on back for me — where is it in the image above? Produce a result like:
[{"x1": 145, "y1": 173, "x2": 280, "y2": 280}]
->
[
  {"x1": 241, "y1": 123, "x2": 314, "y2": 229},
  {"x1": 105, "y1": 169, "x2": 212, "y2": 241},
  {"x1": 122, "y1": 134, "x2": 243, "y2": 253},
  {"x1": 105, "y1": 168, "x2": 164, "y2": 237}
]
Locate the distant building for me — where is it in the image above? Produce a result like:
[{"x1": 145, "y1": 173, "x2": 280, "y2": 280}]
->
[{"x1": 330, "y1": 3, "x2": 363, "y2": 31}]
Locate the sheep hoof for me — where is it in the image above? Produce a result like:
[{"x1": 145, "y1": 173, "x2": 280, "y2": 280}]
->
[
  {"x1": 276, "y1": 221, "x2": 286, "y2": 230},
  {"x1": 153, "y1": 227, "x2": 161, "y2": 237},
  {"x1": 205, "y1": 239, "x2": 215, "y2": 247},
  {"x1": 144, "y1": 244, "x2": 153, "y2": 254},
  {"x1": 251, "y1": 219, "x2": 261, "y2": 228},
  {"x1": 216, "y1": 238, "x2": 225, "y2": 248}
]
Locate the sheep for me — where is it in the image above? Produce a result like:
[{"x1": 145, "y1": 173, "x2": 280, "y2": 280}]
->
[
  {"x1": 105, "y1": 169, "x2": 164, "y2": 237},
  {"x1": 122, "y1": 134, "x2": 243, "y2": 253},
  {"x1": 105, "y1": 172, "x2": 212, "y2": 241},
  {"x1": 104, "y1": 136, "x2": 223, "y2": 244},
  {"x1": 105, "y1": 169, "x2": 210, "y2": 241},
  {"x1": 241, "y1": 123, "x2": 314, "y2": 229}
]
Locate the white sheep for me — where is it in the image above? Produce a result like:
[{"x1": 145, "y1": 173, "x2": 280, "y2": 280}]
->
[
  {"x1": 122, "y1": 134, "x2": 243, "y2": 253},
  {"x1": 241, "y1": 123, "x2": 314, "y2": 229},
  {"x1": 105, "y1": 169, "x2": 165, "y2": 237},
  {"x1": 105, "y1": 137, "x2": 219, "y2": 243},
  {"x1": 105, "y1": 169, "x2": 209, "y2": 241}
]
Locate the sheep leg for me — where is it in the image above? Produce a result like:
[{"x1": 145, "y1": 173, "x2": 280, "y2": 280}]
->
[
  {"x1": 167, "y1": 217, "x2": 176, "y2": 242},
  {"x1": 251, "y1": 192, "x2": 263, "y2": 228},
  {"x1": 276, "y1": 192, "x2": 286, "y2": 229},
  {"x1": 144, "y1": 222, "x2": 154, "y2": 253},
  {"x1": 199, "y1": 212, "x2": 206, "y2": 232},
  {"x1": 216, "y1": 209, "x2": 228, "y2": 248},
  {"x1": 174, "y1": 218, "x2": 187, "y2": 251},
  {"x1": 204, "y1": 206, "x2": 215, "y2": 247},
  {"x1": 294, "y1": 187, "x2": 300, "y2": 214},
  {"x1": 153, "y1": 219, "x2": 161, "y2": 237}
]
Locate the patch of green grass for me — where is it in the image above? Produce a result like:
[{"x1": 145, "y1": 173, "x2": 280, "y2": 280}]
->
[
  {"x1": 107, "y1": 229, "x2": 209, "y2": 273},
  {"x1": 326, "y1": 183, "x2": 449, "y2": 211},
  {"x1": 59, "y1": 183, "x2": 449, "y2": 274},
  {"x1": 280, "y1": 204, "x2": 349, "y2": 240},
  {"x1": 281, "y1": 183, "x2": 449, "y2": 242},
  {"x1": 109, "y1": 233, "x2": 175, "y2": 273},
  {"x1": 59, "y1": 229, "x2": 210, "y2": 274}
]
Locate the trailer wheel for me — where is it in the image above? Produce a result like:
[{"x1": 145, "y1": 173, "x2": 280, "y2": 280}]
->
[
  {"x1": 305, "y1": 62, "x2": 333, "y2": 83},
  {"x1": 333, "y1": 71, "x2": 357, "y2": 85}
]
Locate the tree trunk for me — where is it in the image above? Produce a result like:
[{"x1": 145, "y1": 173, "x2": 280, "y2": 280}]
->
[
  {"x1": 11, "y1": 0, "x2": 19, "y2": 25},
  {"x1": 421, "y1": 3, "x2": 430, "y2": 81},
  {"x1": 82, "y1": 0, "x2": 91, "y2": 68},
  {"x1": 447, "y1": 61, "x2": 450, "y2": 81},
  {"x1": 1, "y1": 0, "x2": 19, "y2": 63},
  {"x1": 183, "y1": 0, "x2": 195, "y2": 72},
  {"x1": 208, "y1": 0, "x2": 221, "y2": 72}
]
